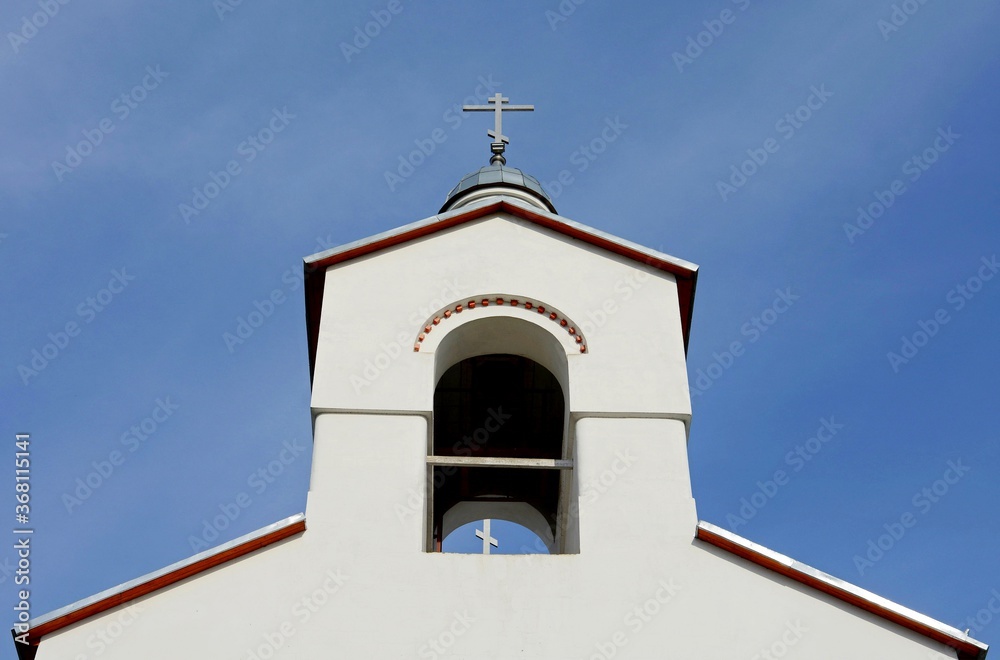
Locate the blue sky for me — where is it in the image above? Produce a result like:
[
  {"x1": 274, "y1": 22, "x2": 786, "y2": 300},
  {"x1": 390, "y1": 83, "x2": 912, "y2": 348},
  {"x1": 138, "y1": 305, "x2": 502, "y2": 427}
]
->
[{"x1": 2, "y1": 0, "x2": 999, "y2": 657}]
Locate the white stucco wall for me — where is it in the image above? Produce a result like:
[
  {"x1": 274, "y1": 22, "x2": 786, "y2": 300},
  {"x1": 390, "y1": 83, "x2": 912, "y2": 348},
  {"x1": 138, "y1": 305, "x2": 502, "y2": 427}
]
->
[
  {"x1": 34, "y1": 414, "x2": 959, "y2": 659},
  {"x1": 310, "y1": 213, "x2": 691, "y2": 420},
  {"x1": 31, "y1": 214, "x2": 964, "y2": 659}
]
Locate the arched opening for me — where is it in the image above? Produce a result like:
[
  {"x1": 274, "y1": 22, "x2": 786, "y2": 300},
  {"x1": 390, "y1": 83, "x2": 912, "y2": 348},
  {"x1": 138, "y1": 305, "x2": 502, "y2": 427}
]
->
[
  {"x1": 442, "y1": 519, "x2": 552, "y2": 555},
  {"x1": 431, "y1": 354, "x2": 568, "y2": 553}
]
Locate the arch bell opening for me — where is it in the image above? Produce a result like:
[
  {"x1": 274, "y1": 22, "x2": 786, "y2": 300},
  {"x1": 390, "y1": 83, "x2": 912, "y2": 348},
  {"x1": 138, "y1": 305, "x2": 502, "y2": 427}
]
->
[{"x1": 428, "y1": 316, "x2": 577, "y2": 554}]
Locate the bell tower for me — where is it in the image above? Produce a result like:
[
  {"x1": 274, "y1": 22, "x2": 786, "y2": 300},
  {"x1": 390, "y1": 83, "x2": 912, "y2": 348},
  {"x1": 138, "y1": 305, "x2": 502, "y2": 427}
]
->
[{"x1": 302, "y1": 95, "x2": 700, "y2": 564}]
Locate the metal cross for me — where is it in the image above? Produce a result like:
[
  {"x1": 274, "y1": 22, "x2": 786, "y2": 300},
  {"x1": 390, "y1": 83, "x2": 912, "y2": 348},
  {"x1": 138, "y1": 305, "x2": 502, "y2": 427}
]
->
[
  {"x1": 463, "y1": 93, "x2": 534, "y2": 165},
  {"x1": 475, "y1": 519, "x2": 499, "y2": 555}
]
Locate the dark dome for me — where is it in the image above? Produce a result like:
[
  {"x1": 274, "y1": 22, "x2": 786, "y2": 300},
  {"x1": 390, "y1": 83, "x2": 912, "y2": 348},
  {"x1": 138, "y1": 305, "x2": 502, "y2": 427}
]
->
[{"x1": 441, "y1": 165, "x2": 556, "y2": 214}]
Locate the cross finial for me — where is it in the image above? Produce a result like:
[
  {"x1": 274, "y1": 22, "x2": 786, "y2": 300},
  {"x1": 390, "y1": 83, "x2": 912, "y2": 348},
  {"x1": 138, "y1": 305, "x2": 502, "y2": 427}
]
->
[
  {"x1": 475, "y1": 519, "x2": 499, "y2": 555},
  {"x1": 463, "y1": 93, "x2": 535, "y2": 166}
]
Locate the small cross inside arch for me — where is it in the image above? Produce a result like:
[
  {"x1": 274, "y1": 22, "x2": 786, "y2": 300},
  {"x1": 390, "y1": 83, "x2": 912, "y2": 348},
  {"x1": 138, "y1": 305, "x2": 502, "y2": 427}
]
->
[{"x1": 475, "y1": 519, "x2": 499, "y2": 555}]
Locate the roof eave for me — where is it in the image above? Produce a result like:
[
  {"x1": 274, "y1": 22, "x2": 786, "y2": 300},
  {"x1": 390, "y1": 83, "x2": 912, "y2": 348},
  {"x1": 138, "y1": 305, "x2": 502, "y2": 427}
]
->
[
  {"x1": 696, "y1": 521, "x2": 988, "y2": 660},
  {"x1": 14, "y1": 514, "x2": 306, "y2": 656},
  {"x1": 302, "y1": 195, "x2": 699, "y2": 383}
]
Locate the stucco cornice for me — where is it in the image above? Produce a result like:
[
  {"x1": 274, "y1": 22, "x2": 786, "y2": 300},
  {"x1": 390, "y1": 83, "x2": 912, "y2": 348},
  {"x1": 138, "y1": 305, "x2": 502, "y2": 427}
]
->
[
  {"x1": 14, "y1": 514, "x2": 306, "y2": 658},
  {"x1": 696, "y1": 521, "x2": 988, "y2": 660},
  {"x1": 302, "y1": 195, "x2": 699, "y2": 383}
]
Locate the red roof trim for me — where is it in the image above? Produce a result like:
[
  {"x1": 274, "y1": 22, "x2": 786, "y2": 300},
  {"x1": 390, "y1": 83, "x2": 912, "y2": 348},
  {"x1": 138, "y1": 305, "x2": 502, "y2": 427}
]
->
[
  {"x1": 21, "y1": 518, "x2": 306, "y2": 647},
  {"x1": 303, "y1": 198, "x2": 698, "y2": 381},
  {"x1": 696, "y1": 524, "x2": 986, "y2": 660}
]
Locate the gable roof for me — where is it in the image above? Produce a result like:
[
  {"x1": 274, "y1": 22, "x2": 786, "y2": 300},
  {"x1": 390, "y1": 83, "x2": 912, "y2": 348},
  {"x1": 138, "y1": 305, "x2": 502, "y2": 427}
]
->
[
  {"x1": 13, "y1": 514, "x2": 306, "y2": 660},
  {"x1": 697, "y1": 521, "x2": 989, "y2": 660},
  {"x1": 15, "y1": 514, "x2": 985, "y2": 659},
  {"x1": 302, "y1": 194, "x2": 700, "y2": 382}
]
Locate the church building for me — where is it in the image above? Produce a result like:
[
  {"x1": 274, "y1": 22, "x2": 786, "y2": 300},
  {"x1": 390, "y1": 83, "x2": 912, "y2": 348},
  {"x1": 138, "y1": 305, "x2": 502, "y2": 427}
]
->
[{"x1": 17, "y1": 96, "x2": 989, "y2": 659}]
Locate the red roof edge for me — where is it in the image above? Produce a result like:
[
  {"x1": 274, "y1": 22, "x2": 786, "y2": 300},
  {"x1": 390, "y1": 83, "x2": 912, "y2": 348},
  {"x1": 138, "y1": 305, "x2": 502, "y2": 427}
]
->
[
  {"x1": 696, "y1": 522, "x2": 987, "y2": 660},
  {"x1": 16, "y1": 516, "x2": 306, "y2": 655},
  {"x1": 303, "y1": 197, "x2": 698, "y2": 383}
]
